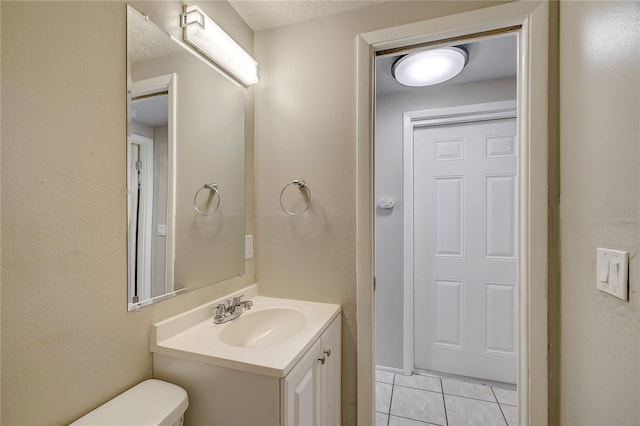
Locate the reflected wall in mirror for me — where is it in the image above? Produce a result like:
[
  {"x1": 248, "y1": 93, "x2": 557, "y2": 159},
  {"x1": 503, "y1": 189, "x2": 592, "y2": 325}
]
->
[{"x1": 127, "y1": 6, "x2": 246, "y2": 310}]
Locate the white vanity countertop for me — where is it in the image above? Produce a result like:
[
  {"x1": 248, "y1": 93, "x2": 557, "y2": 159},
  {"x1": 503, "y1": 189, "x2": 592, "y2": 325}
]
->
[{"x1": 151, "y1": 285, "x2": 341, "y2": 378}]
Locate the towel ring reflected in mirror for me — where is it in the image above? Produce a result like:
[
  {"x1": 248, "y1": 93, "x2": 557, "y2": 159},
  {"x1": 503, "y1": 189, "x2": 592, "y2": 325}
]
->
[
  {"x1": 194, "y1": 183, "x2": 221, "y2": 216},
  {"x1": 280, "y1": 179, "x2": 312, "y2": 216}
]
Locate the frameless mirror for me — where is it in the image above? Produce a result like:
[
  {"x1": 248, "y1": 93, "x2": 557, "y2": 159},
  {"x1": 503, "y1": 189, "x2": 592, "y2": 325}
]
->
[{"x1": 127, "y1": 6, "x2": 245, "y2": 310}]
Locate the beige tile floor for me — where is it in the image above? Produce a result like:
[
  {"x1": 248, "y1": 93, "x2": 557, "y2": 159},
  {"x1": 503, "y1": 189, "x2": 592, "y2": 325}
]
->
[{"x1": 375, "y1": 369, "x2": 517, "y2": 426}]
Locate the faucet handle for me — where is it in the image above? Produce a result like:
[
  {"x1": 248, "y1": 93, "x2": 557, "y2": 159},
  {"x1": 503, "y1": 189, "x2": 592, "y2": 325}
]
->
[
  {"x1": 215, "y1": 304, "x2": 227, "y2": 316},
  {"x1": 231, "y1": 295, "x2": 245, "y2": 306}
]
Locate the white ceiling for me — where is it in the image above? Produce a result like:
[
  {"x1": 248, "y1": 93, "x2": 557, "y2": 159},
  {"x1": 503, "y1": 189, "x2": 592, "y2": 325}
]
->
[
  {"x1": 228, "y1": 0, "x2": 384, "y2": 31},
  {"x1": 132, "y1": 95, "x2": 169, "y2": 128},
  {"x1": 376, "y1": 35, "x2": 517, "y2": 95}
]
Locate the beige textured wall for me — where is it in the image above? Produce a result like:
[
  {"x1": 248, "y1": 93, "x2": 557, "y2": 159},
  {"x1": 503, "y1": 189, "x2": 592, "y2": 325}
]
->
[
  {"x1": 253, "y1": 2, "x2": 507, "y2": 423},
  {"x1": 1, "y1": 1, "x2": 255, "y2": 424},
  {"x1": 559, "y1": 1, "x2": 639, "y2": 424}
]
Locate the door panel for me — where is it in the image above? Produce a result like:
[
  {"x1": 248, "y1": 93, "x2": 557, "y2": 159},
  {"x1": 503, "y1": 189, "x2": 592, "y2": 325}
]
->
[
  {"x1": 434, "y1": 279, "x2": 463, "y2": 348},
  {"x1": 413, "y1": 118, "x2": 517, "y2": 384},
  {"x1": 294, "y1": 369, "x2": 316, "y2": 425},
  {"x1": 484, "y1": 282, "x2": 516, "y2": 354},
  {"x1": 434, "y1": 177, "x2": 464, "y2": 256},
  {"x1": 485, "y1": 175, "x2": 516, "y2": 258},
  {"x1": 283, "y1": 340, "x2": 321, "y2": 426},
  {"x1": 320, "y1": 317, "x2": 341, "y2": 426}
]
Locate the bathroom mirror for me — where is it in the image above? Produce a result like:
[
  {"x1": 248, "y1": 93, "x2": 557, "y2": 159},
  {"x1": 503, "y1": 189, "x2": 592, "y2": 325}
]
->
[{"x1": 127, "y1": 6, "x2": 245, "y2": 310}]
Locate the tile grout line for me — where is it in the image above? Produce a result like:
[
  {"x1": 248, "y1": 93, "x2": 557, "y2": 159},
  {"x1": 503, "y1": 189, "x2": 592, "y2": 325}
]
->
[
  {"x1": 386, "y1": 374, "x2": 395, "y2": 426},
  {"x1": 441, "y1": 390, "x2": 500, "y2": 405},
  {"x1": 389, "y1": 413, "x2": 442, "y2": 426},
  {"x1": 393, "y1": 383, "x2": 443, "y2": 395},
  {"x1": 441, "y1": 378, "x2": 503, "y2": 405},
  {"x1": 492, "y1": 387, "x2": 509, "y2": 425},
  {"x1": 440, "y1": 378, "x2": 449, "y2": 426}
]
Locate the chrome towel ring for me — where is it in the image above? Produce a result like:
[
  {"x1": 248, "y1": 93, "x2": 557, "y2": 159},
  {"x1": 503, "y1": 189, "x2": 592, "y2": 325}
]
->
[
  {"x1": 194, "y1": 183, "x2": 221, "y2": 216},
  {"x1": 280, "y1": 179, "x2": 312, "y2": 216}
]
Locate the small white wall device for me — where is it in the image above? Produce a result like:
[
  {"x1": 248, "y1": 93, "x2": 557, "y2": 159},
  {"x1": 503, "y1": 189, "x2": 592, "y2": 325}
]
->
[{"x1": 377, "y1": 198, "x2": 395, "y2": 209}]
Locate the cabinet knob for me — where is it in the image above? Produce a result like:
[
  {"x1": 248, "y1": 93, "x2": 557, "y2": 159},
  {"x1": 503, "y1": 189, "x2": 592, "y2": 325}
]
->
[
  {"x1": 318, "y1": 356, "x2": 326, "y2": 365},
  {"x1": 324, "y1": 349, "x2": 331, "y2": 357}
]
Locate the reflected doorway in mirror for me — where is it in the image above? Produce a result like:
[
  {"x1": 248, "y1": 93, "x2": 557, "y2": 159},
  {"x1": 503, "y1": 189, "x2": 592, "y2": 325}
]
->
[{"x1": 128, "y1": 73, "x2": 176, "y2": 308}]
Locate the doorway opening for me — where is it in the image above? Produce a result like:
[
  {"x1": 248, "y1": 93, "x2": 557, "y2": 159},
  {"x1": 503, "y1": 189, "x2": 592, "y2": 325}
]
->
[
  {"x1": 356, "y1": 2, "x2": 550, "y2": 425},
  {"x1": 374, "y1": 33, "x2": 519, "y2": 426}
]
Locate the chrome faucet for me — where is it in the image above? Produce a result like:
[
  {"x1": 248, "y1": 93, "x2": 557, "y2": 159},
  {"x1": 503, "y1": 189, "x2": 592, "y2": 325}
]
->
[{"x1": 213, "y1": 295, "x2": 253, "y2": 324}]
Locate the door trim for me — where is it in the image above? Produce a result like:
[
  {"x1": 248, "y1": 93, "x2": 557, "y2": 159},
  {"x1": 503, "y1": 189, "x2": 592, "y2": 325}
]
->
[
  {"x1": 130, "y1": 134, "x2": 155, "y2": 301},
  {"x1": 356, "y1": 2, "x2": 549, "y2": 425},
  {"x1": 402, "y1": 101, "x2": 517, "y2": 377}
]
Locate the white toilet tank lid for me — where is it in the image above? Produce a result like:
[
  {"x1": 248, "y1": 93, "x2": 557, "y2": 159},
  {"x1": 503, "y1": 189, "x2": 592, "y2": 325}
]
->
[{"x1": 70, "y1": 379, "x2": 188, "y2": 426}]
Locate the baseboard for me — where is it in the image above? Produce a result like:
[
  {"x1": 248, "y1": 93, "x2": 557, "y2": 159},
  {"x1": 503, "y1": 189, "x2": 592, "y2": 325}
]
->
[{"x1": 375, "y1": 365, "x2": 404, "y2": 375}]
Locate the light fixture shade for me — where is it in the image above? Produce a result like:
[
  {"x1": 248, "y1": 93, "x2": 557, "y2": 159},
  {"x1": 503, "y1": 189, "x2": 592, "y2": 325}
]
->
[
  {"x1": 392, "y1": 47, "x2": 468, "y2": 87},
  {"x1": 182, "y1": 5, "x2": 259, "y2": 86}
]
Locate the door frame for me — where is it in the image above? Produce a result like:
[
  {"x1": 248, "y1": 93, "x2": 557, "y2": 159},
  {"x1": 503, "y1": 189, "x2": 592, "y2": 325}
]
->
[
  {"x1": 130, "y1": 134, "x2": 155, "y2": 301},
  {"x1": 402, "y1": 101, "x2": 518, "y2": 376},
  {"x1": 356, "y1": 2, "x2": 549, "y2": 425}
]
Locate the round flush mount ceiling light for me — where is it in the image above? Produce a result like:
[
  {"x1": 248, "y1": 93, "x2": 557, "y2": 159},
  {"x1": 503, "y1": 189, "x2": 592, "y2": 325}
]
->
[{"x1": 392, "y1": 46, "x2": 469, "y2": 87}]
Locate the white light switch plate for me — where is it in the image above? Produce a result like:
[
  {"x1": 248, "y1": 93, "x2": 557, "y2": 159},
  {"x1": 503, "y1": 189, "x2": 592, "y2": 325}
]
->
[{"x1": 596, "y1": 248, "x2": 629, "y2": 301}]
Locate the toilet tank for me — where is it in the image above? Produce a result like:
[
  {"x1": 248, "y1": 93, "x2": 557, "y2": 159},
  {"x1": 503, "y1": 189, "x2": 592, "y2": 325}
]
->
[{"x1": 70, "y1": 379, "x2": 188, "y2": 426}]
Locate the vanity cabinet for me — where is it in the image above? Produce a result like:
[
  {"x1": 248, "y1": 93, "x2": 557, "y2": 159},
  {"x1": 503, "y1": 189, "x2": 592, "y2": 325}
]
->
[
  {"x1": 153, "y1": 315, "x2": 341, "y2": 426},
  {"x1": 283, "y1": 316, "x2": 341, "y2": 426}
]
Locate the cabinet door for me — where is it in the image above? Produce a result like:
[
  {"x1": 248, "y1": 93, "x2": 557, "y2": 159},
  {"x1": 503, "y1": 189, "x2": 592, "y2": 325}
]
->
[
  {"x1": 283, "y1": 339, "x2": 322, "y2": 426},
  {"x1": 320, "y1": 317, "x2": 341, "y2": 426}
]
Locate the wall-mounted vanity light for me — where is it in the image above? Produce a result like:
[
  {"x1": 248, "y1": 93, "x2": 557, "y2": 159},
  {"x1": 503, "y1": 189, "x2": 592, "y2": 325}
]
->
[
  {"x1": 181, "y1": 5, "x2": 259, "y2": 86},
  {"x1": 392, "y1": 46, "x2": 468, "y2": 87}
]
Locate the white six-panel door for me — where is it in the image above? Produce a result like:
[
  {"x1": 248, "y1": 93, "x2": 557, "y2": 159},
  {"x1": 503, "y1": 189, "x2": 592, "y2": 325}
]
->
[{"x1": 413, "y1": 118, "x2": 518, "y2": 384}]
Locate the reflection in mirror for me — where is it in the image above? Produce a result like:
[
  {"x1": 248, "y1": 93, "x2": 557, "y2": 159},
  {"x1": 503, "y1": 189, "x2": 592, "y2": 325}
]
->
[
  {"x1": 128, "y1": 73, "x2": 174, "y2": 304},
  {"x1": 127, "y1": 6, "x2": 245, "y2": 310}
]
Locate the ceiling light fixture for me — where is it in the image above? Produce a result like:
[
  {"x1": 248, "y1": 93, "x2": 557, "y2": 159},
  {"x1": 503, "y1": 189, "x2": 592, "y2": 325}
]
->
[
  {"x1": 181, "y1": 5, "x2": 259, "y2": 86},
  {"x1": 392, "y1": 46, "x2": 469, "y2": 87}
]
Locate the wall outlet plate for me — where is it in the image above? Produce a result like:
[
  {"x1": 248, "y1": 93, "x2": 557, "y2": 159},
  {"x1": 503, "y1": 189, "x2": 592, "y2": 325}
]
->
[{"x1": 596, "y1": 248, "x2": 629, "y2": 301}]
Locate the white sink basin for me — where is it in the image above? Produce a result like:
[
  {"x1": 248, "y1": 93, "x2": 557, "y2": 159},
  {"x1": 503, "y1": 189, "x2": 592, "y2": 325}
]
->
[
  {"x1": 151, "y1": 286, "x2": 341, "y2": 377},
  {"x1": 219, "y1": 307, "x2": 310, "y2": 348}
]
